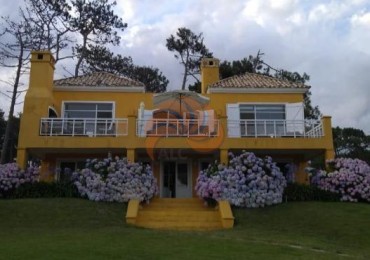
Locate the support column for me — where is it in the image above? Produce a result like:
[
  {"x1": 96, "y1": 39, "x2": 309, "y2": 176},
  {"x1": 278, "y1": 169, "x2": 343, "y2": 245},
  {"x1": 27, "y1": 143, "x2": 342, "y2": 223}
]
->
[
  {"x1": 219, "y1": 115, "x2": 228, "y2": 138},
  {"x1": 126, "y1": 113, "x2": 137, "y2": 163},
  {"x1": 220, "y1": 149, "x2": 229, "y2": 165},
  {"x1": 40, "y1": 160, "x2": 55, "y2": 182},
  {"x1": 295, "y1": 160, "x2": 309, "y2": 184},
  {"x1": 16, "y1": 149, "x2": 27, "y2": 169},
  {"x1": 127, "y1": 114, "x2": 137, "y2": 138},
  {"x1": 322, "y1": 116, "x2": 335, "y2": 162},
  {"x1": 325, "y1": 149, "x2": 335, "y2": 162},
  {"x1": 127, "y1": 149, "x2": 135, "y2": 162},
  {"x1": 152, "y1": 161, "x2": 160, "y2": 198}
]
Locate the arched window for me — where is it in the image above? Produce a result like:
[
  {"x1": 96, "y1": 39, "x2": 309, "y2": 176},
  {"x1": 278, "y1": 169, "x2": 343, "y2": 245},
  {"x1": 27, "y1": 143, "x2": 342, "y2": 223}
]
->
[{"x1": 48, "y1": 106, "x2": 58, "y2": 118}]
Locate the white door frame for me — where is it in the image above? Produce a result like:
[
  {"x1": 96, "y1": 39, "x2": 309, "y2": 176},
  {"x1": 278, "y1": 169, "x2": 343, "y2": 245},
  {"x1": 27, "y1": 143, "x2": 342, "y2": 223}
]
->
[{"x1": 160, "y1": 159, "x2": 192, "y2": 198}]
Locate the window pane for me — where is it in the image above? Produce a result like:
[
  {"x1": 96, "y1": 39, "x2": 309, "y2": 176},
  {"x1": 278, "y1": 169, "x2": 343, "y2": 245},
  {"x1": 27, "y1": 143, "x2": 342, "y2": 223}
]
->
[
  {"x1": 256, "y1": 105, "x2": 284, "y2": 112},
  {"x1": 200, "y1": 162, "x2": 210, "y2": 171},
  {"x1": 98, "y1": 103, "x2": 113, "y2": 110},
  {"x1": 240, "y1": 105, "x2": 254, "y2": 120},
  {"x1": 97, "y1": 111, "x2": 112, "y2": 118},
  {"x1": 66, "y1": 111, "x2": 95, "y2": 118},
  {"x1": 65, "y1": 103, "x2": 95, "y2": 110},
  {"x1": 76, "y1": 161, "x2": 86, "y2": 170},
  {"x1": 239, "y1": 105, "x2": 254, "y2": 112},
  {"x1": 256, "y1": 105, "x2": 285, "y2": 120},
  {"x1": 257, "y1": 112, "x2": 285, "y2": 120},
  {"x1": 177, "y1": 163, "x2": 188, "y2": 186},
  {"x1": 64, "y1": 102, "x2": 114, "y2": 119},
  {"x1": 240, "y1": 105, "x2": 285, "y2": 120},
  {"x1": 240, "y1": 113, "x2": 254, "y2": 120}
]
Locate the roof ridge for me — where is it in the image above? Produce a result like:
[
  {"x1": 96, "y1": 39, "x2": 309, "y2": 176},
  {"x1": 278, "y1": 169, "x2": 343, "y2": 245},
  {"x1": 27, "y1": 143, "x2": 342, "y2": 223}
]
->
[
  {"x1": 209, "y1": 72, "x2": 309, "y2": 89},
  {"x1": 53, "y1": 71, "x2": 145, "y2": 87}
]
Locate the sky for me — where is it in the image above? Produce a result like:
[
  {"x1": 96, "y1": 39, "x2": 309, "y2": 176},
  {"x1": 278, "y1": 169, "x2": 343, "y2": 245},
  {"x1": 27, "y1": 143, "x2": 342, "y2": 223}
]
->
[{"x1": 0, "y1": 0, "x2": 369, "y2": 134}]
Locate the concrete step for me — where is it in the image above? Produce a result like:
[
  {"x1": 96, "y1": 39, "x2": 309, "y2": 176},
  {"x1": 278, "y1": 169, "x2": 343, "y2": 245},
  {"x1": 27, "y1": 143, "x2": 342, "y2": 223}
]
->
[
  {"x1": 148, "y1": 198, "x2": 205, "y2": 205},
  {"x1": 140, "y1": 207, "x2": 216, "y2": 212},
  {"x1": 135, "y1": 220, "x2": 223, "y2": 230},
  {"x1": 137, "y1": 211, "x2": 220, "y2": 222},
  {"x1": 134, "y1": 198, "x2": 223, "y2": 231}
]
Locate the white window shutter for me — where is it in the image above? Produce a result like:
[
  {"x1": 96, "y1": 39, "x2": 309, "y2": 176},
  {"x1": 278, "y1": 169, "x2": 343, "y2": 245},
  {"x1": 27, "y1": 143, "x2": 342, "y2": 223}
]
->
[
  {"x1": 285, "y1": 102, "x2": 304, "y2": 135},
  {"x1": 207, "y1": 110, "x2": 215, "y2": 133},
  {"x1": 138, "y1": 110, "x2": 153, "y2": 137},
  {"x1": 227, "y1": 104, "x2": 240, "y2": 137},
  {"x1": 197, "y1": 110, "x2": 216, "y2": 133}
]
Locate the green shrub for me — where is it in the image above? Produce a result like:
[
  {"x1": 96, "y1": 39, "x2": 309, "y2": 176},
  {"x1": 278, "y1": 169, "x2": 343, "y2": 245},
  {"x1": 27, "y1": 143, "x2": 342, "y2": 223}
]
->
[
  {"x1": 5, "y1": 181, "x2": 79, "y2": 199},
  {"x1": 283, "y1": 183, "x2": 340, "y2": 202}
]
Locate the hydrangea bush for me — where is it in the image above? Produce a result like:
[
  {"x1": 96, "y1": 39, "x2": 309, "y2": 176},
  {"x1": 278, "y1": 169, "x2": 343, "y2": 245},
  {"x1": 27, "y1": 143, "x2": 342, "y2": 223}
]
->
[
  {"x1": 0, "y1": 163, "x2": 39, "y2": 197},
  {"x1": 195, "y1": 152, "x2": 287, "y2": 208},
  {"x1": 308, "y1": 158, "x2": 370, "y2": 202},
  {"x1": 73, "y1": 157, "x2": 158, "y2": 203}
]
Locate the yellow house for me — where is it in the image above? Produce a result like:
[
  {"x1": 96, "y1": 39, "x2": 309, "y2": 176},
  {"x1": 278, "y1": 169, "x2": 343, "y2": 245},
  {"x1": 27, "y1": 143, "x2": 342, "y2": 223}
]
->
[{"x1": 17, "y1": 50, "x2": 334, "y2": 199}]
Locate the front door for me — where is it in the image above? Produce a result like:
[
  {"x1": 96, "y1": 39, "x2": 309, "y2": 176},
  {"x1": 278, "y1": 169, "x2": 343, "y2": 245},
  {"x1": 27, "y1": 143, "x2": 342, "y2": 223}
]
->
[{"x1": 161, "y1": 161, "x2": 192, "y2": 198}]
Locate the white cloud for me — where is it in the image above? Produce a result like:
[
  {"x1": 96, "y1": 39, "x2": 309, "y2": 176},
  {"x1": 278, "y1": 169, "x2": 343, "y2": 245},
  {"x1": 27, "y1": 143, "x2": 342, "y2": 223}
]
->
[
  {"x1": 115, "y1": 0, "x2": 135, "y2": 21},
  {"x1": 351, "y1": 11, "x2": 370, "y2": 27},
  {"x1": 242, "y1": 0, "x2": 299, "y2": 30}
]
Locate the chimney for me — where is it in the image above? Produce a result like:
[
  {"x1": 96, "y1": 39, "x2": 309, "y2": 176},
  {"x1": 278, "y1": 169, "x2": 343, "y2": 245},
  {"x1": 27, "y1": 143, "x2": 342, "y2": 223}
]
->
[
  {"x1": 17, "y1": 51, "x2": 56, "y2": 168},
  {"x1": 27, "y1": 50, "x2": 55, "y2": 96},
  {"x1": 200, "y1": 58, "x2": 220, "y2": 94}
]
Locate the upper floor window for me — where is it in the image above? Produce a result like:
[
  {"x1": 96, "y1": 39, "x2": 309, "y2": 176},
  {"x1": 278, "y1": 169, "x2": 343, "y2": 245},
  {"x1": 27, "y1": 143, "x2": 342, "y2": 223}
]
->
[
  {"x1": 63, "y1": 102, "x2": 113, "y2": 119},
  {"x1": 240, "y1": 104, "x2": 285, "y2": 120},
  {"x1": 227, "y1": 102, "x2": 304, "y2": 137}
]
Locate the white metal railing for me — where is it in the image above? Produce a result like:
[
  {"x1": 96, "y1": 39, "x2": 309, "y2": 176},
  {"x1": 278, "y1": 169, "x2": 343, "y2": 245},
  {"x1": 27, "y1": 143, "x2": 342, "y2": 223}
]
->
[
  {"x1": 40, "y1": 118, "x2": 128, "y2": 137},
  {"x1": 136, "y1": 119, "x2": 219, "y2": 137},
  {"x1": 228, "y1": 119, "x2": 323, "y2": 138}
]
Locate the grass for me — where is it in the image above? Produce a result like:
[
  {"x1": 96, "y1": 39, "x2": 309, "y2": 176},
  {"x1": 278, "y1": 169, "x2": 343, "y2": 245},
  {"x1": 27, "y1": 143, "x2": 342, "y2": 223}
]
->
[{"x1": 0, "y1": 198, "x2": 369, "y2": 259}]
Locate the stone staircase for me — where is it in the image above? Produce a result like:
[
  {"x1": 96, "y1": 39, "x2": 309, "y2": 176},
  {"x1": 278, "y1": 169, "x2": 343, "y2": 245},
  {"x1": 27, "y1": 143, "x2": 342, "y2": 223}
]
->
[{"x1": 131, "y1": 198, "x2": 225, "y2": 231}]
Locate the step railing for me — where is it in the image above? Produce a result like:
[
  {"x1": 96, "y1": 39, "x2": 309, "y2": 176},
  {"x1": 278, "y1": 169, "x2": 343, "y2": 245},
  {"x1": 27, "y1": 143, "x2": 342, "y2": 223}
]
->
[{"x1": 40, "y1": 118, "x2": 128, "y2": 137}]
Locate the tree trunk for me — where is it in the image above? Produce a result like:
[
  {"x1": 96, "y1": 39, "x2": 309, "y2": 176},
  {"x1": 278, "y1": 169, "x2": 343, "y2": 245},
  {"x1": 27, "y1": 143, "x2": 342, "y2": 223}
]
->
[
  {"x1": 74, "y1": 36, "x2": 87, "y2": 77},
  {"x1": 74, "y1": 54, "x2": 83, "y2": 77},
  {"x1": 180, "y1": 51, "x2": 191, "y2": 90},
  {"x1": 1, "y1": 47, "x2": 23, "y2": 164},
  {"x1": 181, "y1": 66, "x2": 188, "y2": 90}
]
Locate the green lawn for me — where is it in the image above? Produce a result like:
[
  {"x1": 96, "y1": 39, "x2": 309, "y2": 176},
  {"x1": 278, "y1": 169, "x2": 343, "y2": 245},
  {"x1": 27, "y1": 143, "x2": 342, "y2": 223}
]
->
[{"x1": 0, "y1": 199, "x2": 369, "y2": 259}]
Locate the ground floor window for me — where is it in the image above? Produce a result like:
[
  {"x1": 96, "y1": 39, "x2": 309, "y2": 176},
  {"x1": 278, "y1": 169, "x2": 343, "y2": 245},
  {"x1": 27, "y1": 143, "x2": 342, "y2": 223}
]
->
[
  {"x1": 276, "y1": 162, "x2": 296, "y2": 183},
  {"x1": 199, "y1": 160, "x2": 213, "y2": 172},
  {"x1": 57, "y1": 161, "x2": 85, "y2": 182}
]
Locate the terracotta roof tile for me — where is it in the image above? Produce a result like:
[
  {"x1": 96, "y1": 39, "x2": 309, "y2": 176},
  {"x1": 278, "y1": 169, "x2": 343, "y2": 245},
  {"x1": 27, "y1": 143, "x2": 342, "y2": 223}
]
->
[
  {"x1": 54, "y1": 72, "x2": 145, "y2": 87},
  {"x1": 209, "y1": 72, "x2": 309, "y2": 89}
]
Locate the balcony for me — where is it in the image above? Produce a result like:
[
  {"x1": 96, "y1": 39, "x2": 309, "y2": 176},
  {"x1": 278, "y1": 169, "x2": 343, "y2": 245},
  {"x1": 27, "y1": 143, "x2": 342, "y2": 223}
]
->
[
  {"x1": 40, "y1": 118, "x2": 128, "y2": 137},
  {"x1": 137, "y1": 119, "x2": 220, "y2": 137},
  {"x1": 39, "y1": 118, "x2": 323, "y2": 139},
  {"x1": 228, "y1": 119, "x2": 323, "y2": 138}
]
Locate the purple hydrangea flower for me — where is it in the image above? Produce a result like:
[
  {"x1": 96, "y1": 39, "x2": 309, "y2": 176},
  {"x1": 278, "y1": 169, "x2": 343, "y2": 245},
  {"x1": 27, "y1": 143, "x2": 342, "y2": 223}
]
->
[{"x1": 195, "y1": 152, "x2": 286, "y2": 208}]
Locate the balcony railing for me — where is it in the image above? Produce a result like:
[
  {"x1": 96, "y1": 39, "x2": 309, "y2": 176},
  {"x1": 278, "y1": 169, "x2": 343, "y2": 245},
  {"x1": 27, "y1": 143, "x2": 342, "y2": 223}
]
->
[
  {"x1": 137, "y1": 119, "x2": 220, "y2": 137},
  {"x1": 40, "y1": 118, "x2": 128, "y2": 137},
  {"x1": 228, "y1": 119, "x2": 323, "y2": 138}
]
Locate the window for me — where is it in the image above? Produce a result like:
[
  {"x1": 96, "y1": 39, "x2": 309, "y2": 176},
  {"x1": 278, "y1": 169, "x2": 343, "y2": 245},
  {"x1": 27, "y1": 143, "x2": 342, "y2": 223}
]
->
[
  {"x1": 62, "y1": 102, "x2": 115, "y2": 136},
  {"x1": 240, "y1": 105, "x2": 285, "y2": 120},
  {"x1": 227, "y1": 102, "x2": 304, "y2": 137},
  {"x1": 63, "y1": 102, "x2": 113, "y2": 119},
  {"x1": 200, "y1": 161, "x2": 210, "y2": 171},
  {"x1": 57, "y1": 161, "x2": 85, "y2": 182},
  {"x1": 239, "y1": 105, "x2": 285, "y2": 136}
]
